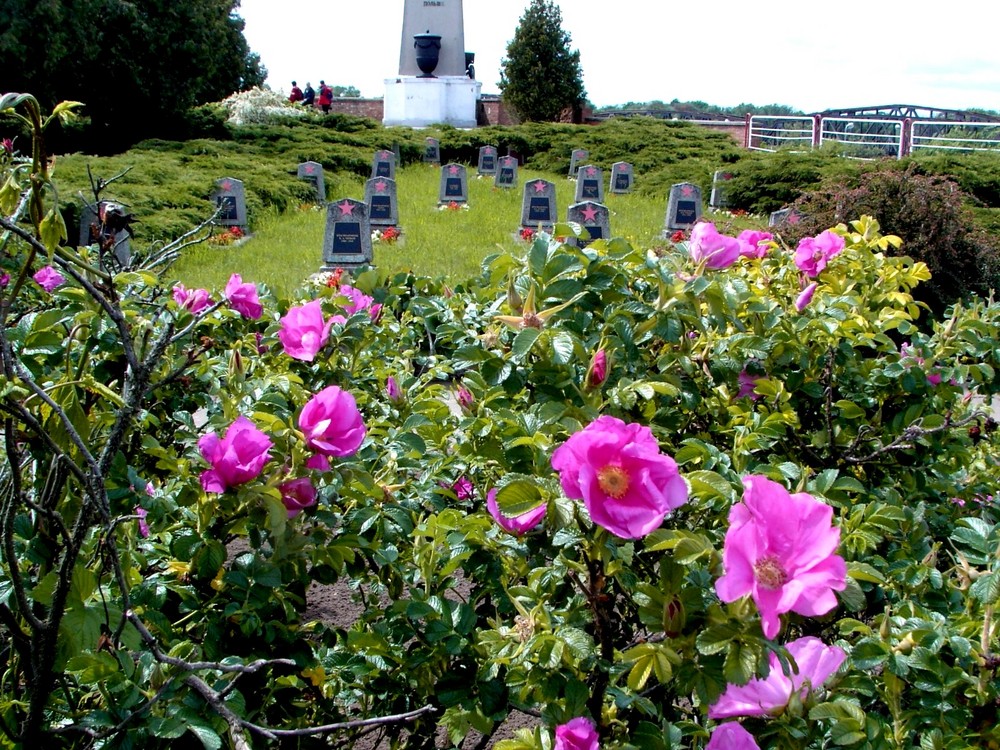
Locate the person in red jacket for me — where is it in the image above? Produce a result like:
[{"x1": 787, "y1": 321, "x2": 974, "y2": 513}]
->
[
  {"x1": 288, "y1": 81, "x2": 303, "y2": 104},
  {"x1": 318, "y1": 80, "x2": 333, "y2": 114}
]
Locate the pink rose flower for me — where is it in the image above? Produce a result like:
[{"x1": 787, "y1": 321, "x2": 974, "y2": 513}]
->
[
  {"x1": 279, "y1": 300, "x2": 334, "y2": 362},
  {"x1": 279, "y1": 477, "x2": 317, "y2": 518},
  {"x1": 794, "y1": 230, "x2": 845, "y2": 277},
  {"x1": 487, "y1": 488, "x2": 546, "y2": 535},
  {"x1": 736, "y1": 230, "x2": 773, "y2": 259},
  {"x1": 134, "y1": 506, "x2": 150, "y2": 538},
  {"x1": 198, "y1": 416, "x2": 273, "y2": 493},
  {"x1": 338, "y1": 284, "x2": 374, "y2": 316},
  {"x1": 586, "y1": 349, "x2": 608, "y2": 390},
  {"x1": 715, "y1": 475, "x2": 847, "y2": 639},
  {"x1": 709, "y1": 636, "x2": 846, "y2": 718},
  {"x1": 172, "y1": 283, "x2": 211, "y2": 313},
  {"x1": 456, "y1": 386, "x2": 475, "y2": 412},
  {"x1": 689, "y1": 222, "x2": 741, "y2": 270},
  {"x1": 736, "y1": 370, "x2": 763, "y2": 400},
  {"x1": 554, "y1": 716, "x2": 599, "y2": 750},
  {"x1": 34, "y1": 265, "x2": 65, "y2": 292},
  {"x1": 551, "y1": 415, "x2": 688, "y2": 539},
  {"x1": 305, "y1": 453, "x2": 331, "y2": 471},
  {"x1": 795, "y1": 282, "x2": 819, "y2": 312},
  {"x1": 452, "y1": 476, "x2": 475, "y2": 501},
  {"x1": 706, "y1": 723, "x2": 760, "y2": 750},
  {"x1": 298, "y1": 385, "x2": 366, "y2": 457},
  {"x1": 224, "y1": 273, "x2": 263, "y2": 319},
  {"x1": 386, "y1": 376, "x2": 403, "y2": 403},
  {"x1": 0, "y1": 273, "x2": 10, "y2": 289}
]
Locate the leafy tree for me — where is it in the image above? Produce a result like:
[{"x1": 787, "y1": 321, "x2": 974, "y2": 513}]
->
[
  {"x1": 499, "y1": 0, "x2": 585, "y2": 122},
  {"x1": 331, "y1": 85, "x2": 360, "y2": 98},
  {"x1": 0, "y1": 0, "x2": 265, "y2": 149}
]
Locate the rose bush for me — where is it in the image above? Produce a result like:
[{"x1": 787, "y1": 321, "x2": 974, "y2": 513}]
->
[{"x1": 1, "y1": 96, "x2": 999, "y2": 749}]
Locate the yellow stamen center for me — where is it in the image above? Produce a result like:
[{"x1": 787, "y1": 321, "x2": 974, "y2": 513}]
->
[
  {"x1": 597, "y1": 465, "x2": 630, "y2": 499},
  {"x1": 753, "y1": 555, "x2": 789, "y2": 590}
]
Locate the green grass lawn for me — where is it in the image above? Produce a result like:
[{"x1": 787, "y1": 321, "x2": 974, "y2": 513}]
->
[{"x1": 168, "y1": 164, "x2": 760, "y2": 296}]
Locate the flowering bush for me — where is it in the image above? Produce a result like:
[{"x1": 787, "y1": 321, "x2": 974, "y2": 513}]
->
[
  {"x1": 207, "y1": 225, "x2": 245, "y2": 245},
  {"x1": 220, "y1": 86, "x2": 308, "y2": 126},
  {"x1": 372, "y1": 225, "x2": 401, "y2": 244},
  {"x1": 2, "y1": 96, "x2": 1000, "y2": 750}
]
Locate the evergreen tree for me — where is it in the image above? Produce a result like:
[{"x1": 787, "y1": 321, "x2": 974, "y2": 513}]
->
[
  {"x1": 499, "y1": 0, "x2": 585, "y2": 122},
  {"x1": 0, "y1": 0, "x2": 265, "y2": 149}
]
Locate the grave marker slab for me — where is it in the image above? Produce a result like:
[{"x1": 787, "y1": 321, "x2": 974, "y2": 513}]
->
[
  {"x1": 371, "y1": 150, "x2": 396, "y2": 180},
  {"x1": 567, "y1": 201, "x2": 611, "y2": 248},
  {"x1": 79, "y1": 201, "x2": 131, "y2": 267},
  {"x1": 769, "y1": 207, "x2": 803, "y2": 227},
  {"x1": 710, "y1": 170, "x2": 734, "y2": 209},
  {"x1": 568, "y1": 149, "x2": 588, "y2": 178},
  {"x1": 521, "y1": 179, "x2": 557, "y2": 232},
  {"x1": 365, "y1": 177, "x2": 399, "y2": 228},
  {"x1": 495, "y1": 156, "x2": 518, "y2": 189},
  {"x1": 439, "y1": 163, "x2": 469, "y2": 204},
  {"x1": 424, "y1": 137, "x2": 441, "y2": 164},
  {"x1": 297, "y1": 161, "x2": 326, "y2": 202},
  {"x1": 664, "y1": 182, "x2": 702, "y2": 232},
  {"x1": 575, "y1": 165, "x2": 605, "y2": 203},
  {"x1": 477, "y1": 145, "x2": 498, "y2": 176},
  {"x1": 212, "y1": 177, "x2": 247, "y2": 228},
  {"x1": 611, "y1": 162, "x2": 634, "y2": 194},
  {"x1": 323, "y1": 198, "x2": 372, "y2": 271}
]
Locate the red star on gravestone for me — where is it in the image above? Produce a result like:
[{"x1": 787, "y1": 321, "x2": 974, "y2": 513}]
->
[
  {"x1": 581, "y1": 205, "x2": 599, "y2": 222},
  {"x1": 220, "y1": 180, "x2": 232, "y2": 191},
  {"x1": 338, "y1": 200, "x2": 355, "y2": 216},
  {"x1": 375, "y1": 180, "x2": 387, "y2": 192},
  {"x1": 533, "y1": 180, "x2": 547, "y2": 193},
  {"x1": 617, "y1": 164, "x2": 626, "y2": 171},
  {"x1": 486, "y1": 147, "x2": 494, "y2": 154},
  {"x1": 449, "y1": 165, "x2": 460, "y2": 175},
  {"x1": 723, "y1": 173, "x2": 733, "y2": 180},
  {"x1": 381, "y1": 150, "x2": 391, "y2": 159},
  {"x1": 585, "y1": 166, "x2": 597, "y2": 177},
  {"x1": 575, "y1": 151, "x2": 585, "y2": 158},
  {"x1": 304, "y1": 164, "x2": 315, "y2": 174},
  {"x1": 788, "y1": 212, "x2": 801, "y2": 224},
  {"x1": 681, "y1": 185, "x2": 694, "y2": 196}
]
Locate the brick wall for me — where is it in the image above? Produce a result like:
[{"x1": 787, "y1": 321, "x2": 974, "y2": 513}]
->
[{"x1": 329, "y1": 98, "x2": 384, "y2": 120}]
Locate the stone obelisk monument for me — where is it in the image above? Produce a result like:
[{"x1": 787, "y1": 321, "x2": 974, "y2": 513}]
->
[{"x1": 383, "y1": 0, "x2": 481, "y2": 128}]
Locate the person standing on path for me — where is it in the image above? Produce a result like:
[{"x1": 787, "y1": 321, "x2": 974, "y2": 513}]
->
[{"x1": 302, "y1": 82, "x2": 315, "y2": 107}]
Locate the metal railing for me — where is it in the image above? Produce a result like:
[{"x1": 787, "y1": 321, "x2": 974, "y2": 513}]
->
[
  {"x1": 909, "y1": 120, "x2": 1000, "y2": 153},
  {"x1": 818, "y1": 117, "x2": 903, "y2": 159},
  {"x1": 747, "y1": 116, "x2": 814, "y2": 152}
]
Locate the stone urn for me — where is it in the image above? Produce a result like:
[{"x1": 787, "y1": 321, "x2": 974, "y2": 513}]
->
[{"x1": 414, "y1": 33, "x2": 442, "y2": 78}]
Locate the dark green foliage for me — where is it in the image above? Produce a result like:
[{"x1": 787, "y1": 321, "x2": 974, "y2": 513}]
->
[
  {"x1": 499, "y1": 0, "x2": 586, "y2": 122},
  {"x1": 784, "y1": 164, "x2": 1000, "y2": 312},
  {"x1": 0, "y1": 0, "x2": 265, "y2": 151}
]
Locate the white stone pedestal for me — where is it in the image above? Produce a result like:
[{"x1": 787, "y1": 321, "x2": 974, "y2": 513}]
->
[{"x1": 383, "y1": 76, "x2": 481, "y2": 128}]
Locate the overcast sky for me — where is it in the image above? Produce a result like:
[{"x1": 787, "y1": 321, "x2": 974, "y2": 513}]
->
[{"x1": 237, "y1": 0, "x2": 1000, "y2": 114}]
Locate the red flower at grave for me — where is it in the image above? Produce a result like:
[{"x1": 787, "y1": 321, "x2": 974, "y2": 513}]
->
[
  {"x1": 671, "y1": 230, "x2": 686, "y2": 243},
  {"x1": 519, "y1": 227, "x2": 536, "y2": 242}
]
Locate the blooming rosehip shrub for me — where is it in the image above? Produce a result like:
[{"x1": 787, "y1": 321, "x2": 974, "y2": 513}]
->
[{"x1": 2, "y1": 96, "x2": 1000, "y2": 750}]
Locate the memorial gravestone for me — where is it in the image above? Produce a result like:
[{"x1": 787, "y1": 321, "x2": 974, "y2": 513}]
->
[
  {"x1": 477, "y1": 145, "x2": 498, "y2": 176},
  {"x1": 495, "y1": 156, "x2": 518, "y2": 189},
  {"x1": 323, "y1": 198, "x2": 372, "y2": 271},
  {"x1": 365, "y1": 177, "x2": 399, "y2": 228},
  {"x1": 212, "y1": 177, "x2": 247, "y2": 229},
  {"x1": 521, "y1": 179, "x2": 557, "y2": 232},
  {"x1": 424, "y1": 137, "x2": 441, "y2": 164},
  {"x1": 567, "y1": 201, "x2": 611, "y2": 249},
  {"x1": 79, "y1": 201, "x2": 131, "y2": 267},
  {"x1": 568, "y1": 149, "x2": 588, "y2": 178},
  {"x1": 297, "y1": 161, "x2": 326, "y2": 202},
  {"x1": 769, "y1": 207, "x2": 802, "y2": 227},
  {"x1": 664, "y1": 182, "x2": 702, "y2": 232},
  {"x1": 611, "y1": 162, "x2": 634, "y2": 194},
  {"x1": 372, "y1": 150, "x2": 396, "y2": 180},
  {"x1": 575, "y1": 165, "x2": 605, "y2": 203},
  {"x1": 439, "y1": 163, "x2": 469, "y2": 204},
  {"x1": 710, "y1": 170, "x2": 734, "y2": 209}
]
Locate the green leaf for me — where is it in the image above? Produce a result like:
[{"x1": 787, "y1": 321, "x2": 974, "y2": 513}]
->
[
  {"x1": 969, "y1": 572, "x2": 999, "y2": 605},
  {"x1": 39, "y1": 208, "x2": 67, "y2": 256},
  {"x1": 66, "y1": 652, "x2": 119, "y2": 683},
  {"x1": 549, "y1": 331, "x2": 575, "y2": 365},
  {"x1": 185, "y1": 724, "x2": 222, "y2": 750},
  {"x1": 847, "y1": 562, "x2": 886, "y2": 584},
  {"x1": 696, "y1": 622, "x2": 741, "y2": 655},
  {"x1": 685, "y1": 470, "x2": 734, "y2": 503},
  {"x1": 511, "y1": 328, "x2": 542, "y2": 361},
  {"x1": 723, "y1": 640, "x2": 758, "y2": 686},
  {"x1": 496, "y1": 480, "x2": 545, "y2": 517}
]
